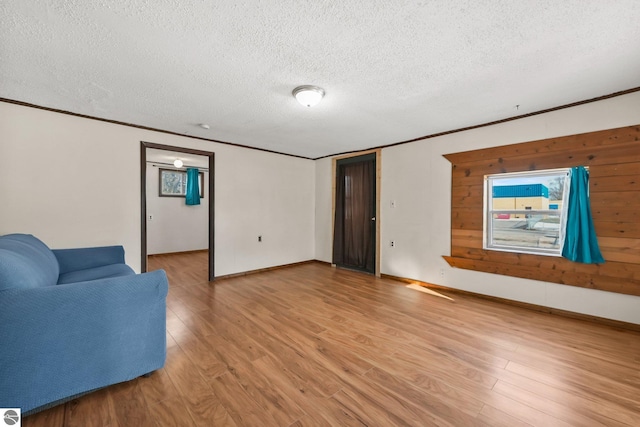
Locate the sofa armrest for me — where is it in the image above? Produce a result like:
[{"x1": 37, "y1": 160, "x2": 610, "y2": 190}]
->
[
  {"x1": 53, "y1": 245, "x2": 126, "y2": 274},
  {"x1": 0, "y1": 269, "x2": 168, "y2": 413}
]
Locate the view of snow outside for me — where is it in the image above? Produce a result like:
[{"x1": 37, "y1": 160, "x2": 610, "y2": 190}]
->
[{"x1": 489, "y1": 172, "x2": 566, "y2": 252}]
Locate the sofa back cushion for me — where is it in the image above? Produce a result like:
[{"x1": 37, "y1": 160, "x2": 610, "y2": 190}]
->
[{"x1": 0, "y1": 234, "x2": 60, "y2": 291}]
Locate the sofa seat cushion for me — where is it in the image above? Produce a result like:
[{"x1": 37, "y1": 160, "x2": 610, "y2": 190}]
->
[
  {"x1": 57, "y1": 263, "x2": 135, "y2": 285},
  {"x1": 0, "y1": 234, "x2": 59, "y2": 291}
]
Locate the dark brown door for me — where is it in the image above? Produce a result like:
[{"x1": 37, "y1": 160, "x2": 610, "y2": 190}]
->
[{"x1": 333, "y1": 153, "x2": 376, "y2": 274}]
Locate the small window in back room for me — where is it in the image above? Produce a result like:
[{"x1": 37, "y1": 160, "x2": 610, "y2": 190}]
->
[{"x1": 484, "y1": 168, "x2": 571, "y2": 256}]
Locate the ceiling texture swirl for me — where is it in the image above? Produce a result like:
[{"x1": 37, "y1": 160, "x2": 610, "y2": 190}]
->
[{"x1": 2, "y1": 0, "x2": 639, "y2": 158}]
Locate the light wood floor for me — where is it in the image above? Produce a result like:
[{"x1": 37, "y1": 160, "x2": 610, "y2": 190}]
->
[{"x1": 25, "y1": 252, "x2": 640, "y2": 426}]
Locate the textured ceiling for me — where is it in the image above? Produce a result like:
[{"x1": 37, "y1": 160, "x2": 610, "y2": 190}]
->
[{"x1": 2, "y1": 1, "x2": 640, "y2": 159}]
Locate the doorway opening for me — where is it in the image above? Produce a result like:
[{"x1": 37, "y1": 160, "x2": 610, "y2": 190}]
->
[
  {"x1": 140, "y1": 141, "x2": 215, "y2": 281},
  {"x1": 332, "y1": 152, "x2": 380, "y2": 275}
]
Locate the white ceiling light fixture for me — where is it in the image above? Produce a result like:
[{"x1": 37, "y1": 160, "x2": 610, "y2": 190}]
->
[
  {"x1": 173, "y1": 159, "x2": 184, "y2": 168},
  {"x1": 293, "y1": 85, "x2": 325, "y2": 107}
]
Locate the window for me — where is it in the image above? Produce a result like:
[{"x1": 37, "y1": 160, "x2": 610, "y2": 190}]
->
[
  {"x1": 484, "y1": 168, "x2": 570, "y2": 256},
  {"x1": 159, "y1": 168, "x2": 204, "y2": 198}
]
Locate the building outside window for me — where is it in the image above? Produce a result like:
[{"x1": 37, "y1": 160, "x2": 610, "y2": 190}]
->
[{"x1": 484, "y1": 169, "x2": 571, "y2": 256}]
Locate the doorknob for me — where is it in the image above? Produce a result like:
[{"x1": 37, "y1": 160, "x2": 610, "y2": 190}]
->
[{"x1": 371, "y1": 217, "x2": 376, "y2": 221}]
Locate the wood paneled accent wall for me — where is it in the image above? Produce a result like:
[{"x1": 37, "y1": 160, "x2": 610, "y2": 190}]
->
[{"x1": 443, "y1": 124, "x2": 640, "y2": 296}]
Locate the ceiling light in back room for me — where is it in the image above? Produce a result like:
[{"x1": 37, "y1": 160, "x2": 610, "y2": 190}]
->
[
  {"x1": 293, "y1": 85, "x2": 325, "y2": 107},
  {"x1": 199, "y1": 123, "x2": 210, "y2": 129}
]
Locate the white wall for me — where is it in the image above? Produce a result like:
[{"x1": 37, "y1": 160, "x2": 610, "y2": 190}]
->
[
  {"x1": 314, "y1": 157, "x2": 333, "y2": 261},
  {"x1": 0, "y1": 102, "x2": 315, "y2": 276},
  {"x1": 316, "y1": 91, "x2": 640, "y2": 324},
  {"x1": 146, "y1": 164, "x2": 209, "y2": 255}
]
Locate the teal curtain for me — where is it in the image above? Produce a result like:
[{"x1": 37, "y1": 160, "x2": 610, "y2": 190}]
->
[
  {"x1": 561, "y1": 166, "x2": 604, "y2": 264},
  {"x1": 185, "y1": 168, "x2": 201, "y2": 206}
]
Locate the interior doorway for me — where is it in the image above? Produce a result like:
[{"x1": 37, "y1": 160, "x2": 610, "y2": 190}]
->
[
  {"x1": 140, "y1": 141, "x2": 215, "y2": 281},
  {"x1": 333, "y1": 152, "x2": 378, "y2": 274}
]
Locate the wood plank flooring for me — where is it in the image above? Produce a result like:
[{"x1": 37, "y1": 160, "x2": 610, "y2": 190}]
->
[{"x1": 24, "y1": 252, "x2": 640, "y2": 426}]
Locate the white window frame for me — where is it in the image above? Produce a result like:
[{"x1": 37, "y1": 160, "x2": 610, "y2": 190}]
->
[{"x1": 483, "y1": 168, "x2": 571, "y2": 256}]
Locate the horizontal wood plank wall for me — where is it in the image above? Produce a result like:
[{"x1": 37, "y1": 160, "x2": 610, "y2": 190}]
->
[{"x1": 443, "y1": 124, "x2": 640, "y2": 297}]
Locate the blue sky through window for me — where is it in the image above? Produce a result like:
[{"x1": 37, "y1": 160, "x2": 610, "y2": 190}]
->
[{"x1": 494, "y1": 176, "x2": 556, "y2": 187}]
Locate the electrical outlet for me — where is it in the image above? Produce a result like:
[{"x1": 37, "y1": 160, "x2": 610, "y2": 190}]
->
[
  {"x1": 148, "y1": 214, "x2": 153, "y2": 221},
  {"x1": 439, "y1": 268, "x2": 445, "y2": 278},
  {"x1": 390, "y1": 240, "x2": 395, "y2": 247},
  {"x1": 258, "y1": 235, "x2": 262, "y2": 242},
  {"x1": 390, "y1": 200, "x2": 396, "y2": 208}
]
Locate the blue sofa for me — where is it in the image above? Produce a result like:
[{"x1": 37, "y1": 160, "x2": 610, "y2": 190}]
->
[{"x1": 0, "y1": 234, "x2": 168, "y2": 415}]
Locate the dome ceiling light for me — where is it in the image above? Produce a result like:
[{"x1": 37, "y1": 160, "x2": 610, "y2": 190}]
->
[{"x1": 293, "y1": 85, "x2": 325, "y2": 107}]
